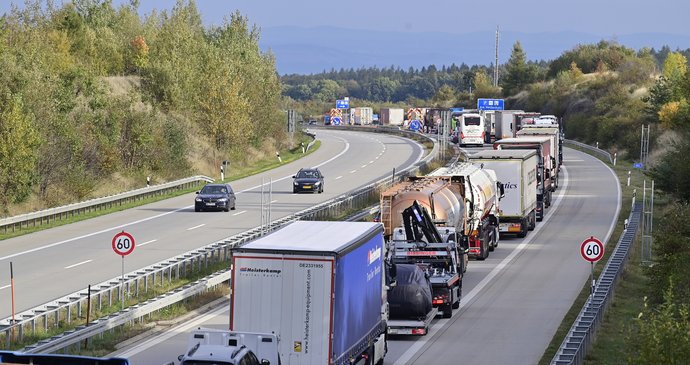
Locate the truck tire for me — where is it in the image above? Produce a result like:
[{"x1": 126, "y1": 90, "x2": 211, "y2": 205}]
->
[
  {"x1": 487, "y1": 230, "x2": 495, "y2": 252},
  {"x1": 493, "y1": 226, "x2": 499, "y2": 249},
  {"x1": 517, "y1": 219, "x2": 527, "y2": 238},
  {"x1": 528, "y1": 211, "x2": 536, "y2": 231},
  {"x1": 477, "y1": 239, "x2": 489, "y2": 260},
  {"x1": 442, "y1": 303, "x2": 453, "y2": 318}
]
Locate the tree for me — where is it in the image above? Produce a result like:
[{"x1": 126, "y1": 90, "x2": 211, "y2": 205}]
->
[
  {"x1": 431, "y1": 84, "x2": 456, "y2": 107},
  {"x1": 0, "y1": 95, "x2": 41, "y2": 211},
  {"x1": 501, "y1": 41, "x2": 538, "y2": 96}
]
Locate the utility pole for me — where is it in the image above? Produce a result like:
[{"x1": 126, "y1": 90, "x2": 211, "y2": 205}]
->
[{"x1": 493, "y1": 26, "x2": 500, "y2": 87}]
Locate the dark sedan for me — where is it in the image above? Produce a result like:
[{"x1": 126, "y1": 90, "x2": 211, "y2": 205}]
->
[
  {"x1": 293, "y1": 168, "x2": 324, "y2": 193},
  {"x1": 195, "y1": 183, "x2": 236, "y2": 212}
]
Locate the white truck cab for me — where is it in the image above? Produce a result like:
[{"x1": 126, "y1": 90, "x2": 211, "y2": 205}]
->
[{"x1": 170, "y1": 328, "x2": 278, "y2": 365}]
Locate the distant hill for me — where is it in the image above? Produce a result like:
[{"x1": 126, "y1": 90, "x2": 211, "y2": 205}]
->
[{"x1": 257, "y1": 26, "x2": 690, "y2": 75}]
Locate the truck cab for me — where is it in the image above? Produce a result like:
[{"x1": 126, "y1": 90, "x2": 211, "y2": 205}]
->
[{"x1": 171, "y1": 328, "x2": 278, "y2": 365}]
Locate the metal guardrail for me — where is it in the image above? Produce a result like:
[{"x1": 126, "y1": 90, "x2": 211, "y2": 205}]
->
[
  {"x1": 551, "y1": 201, "x2": 642, "y2": 365},
  {"x1": 1, "y1": 128, "x2": 444, "y2": 353},
  {"x1": 0, "y1": 176, "x2": 214, "y2": 234},
  {"x1": 564, "y1": 139, "x2": 613, "y2": 164}
]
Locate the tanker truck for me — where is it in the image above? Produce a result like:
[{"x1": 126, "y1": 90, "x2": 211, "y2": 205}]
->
[{"x1": 427, "y1": 163, "x2": 503, "y2": 260}]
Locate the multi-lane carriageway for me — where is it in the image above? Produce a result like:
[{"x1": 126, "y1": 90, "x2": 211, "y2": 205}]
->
[{"x1": 0, "y1": 129, "x2": 620, "y2": 364}]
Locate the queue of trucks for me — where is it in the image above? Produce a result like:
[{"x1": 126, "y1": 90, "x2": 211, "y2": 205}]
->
[{"x1": 165, "y1": 113, "x2": 565, "y2": 364}]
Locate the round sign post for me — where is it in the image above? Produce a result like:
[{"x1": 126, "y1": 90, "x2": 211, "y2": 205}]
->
[
  {"x1": 580, "y1": 236, "x2": 604, "y2": 303},
  {"x1": 112, "y1": 231, "x2": 136, "y2": 310}
]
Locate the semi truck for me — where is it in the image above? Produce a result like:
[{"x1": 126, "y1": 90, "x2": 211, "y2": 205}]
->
[
  {"x1": 350, "y1": 107, "x2": 374, "y2": 125},
  {"x1": 428, "y1": 163, "x2": 503, "y2": 259},
  {"x1": 230, "y1": 221, "x2": 387, "y2": 365},
  {"x1": 494, "y1": 110, "x2": 525, "y2": 140},
  {"x1": 379, "y1": 108, "x2": 405, "y2": 126},
  {"x1": 170, "y1": 328, "x2": 278, "y2": 365},
  {"x1": 518, "y1": 124, "x2": 563, "y2": 171},
  {"x1": 494, "y1": 137, "x2": 553, "y2": 221},
  {"x1": 469, "y1": 150, "x2": 538, "y2": 237}
]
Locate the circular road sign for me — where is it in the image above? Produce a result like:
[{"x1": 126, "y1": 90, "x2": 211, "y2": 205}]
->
[
  {"x1": 112, "y1": 231, "x2": 136, "y2": 256},
  {"x1": 580, "y1": 236, "x2": 604, "y2": 262}
]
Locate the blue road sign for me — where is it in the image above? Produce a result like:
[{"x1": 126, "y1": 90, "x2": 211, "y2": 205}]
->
[
  {"x1": 336, "y1": 99, "x2": 349, "y2": 109},
  {"x1": 450, "y1": 107, "x2": 464, "y2": 113},
  {"x1": 409, "y1": 119, "x2": 422, "y2": 132},
  {"x1": 478, "y1": 98, "x2": 505, "y2": 110},
  {"x1": 633, "y1": 162, "x2": 643, "y2": 169},
  {"x1": 331, "y1": 116, "x2": 342, "y2": 125}
]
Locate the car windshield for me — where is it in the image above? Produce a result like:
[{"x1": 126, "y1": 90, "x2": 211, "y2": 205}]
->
[
  {"x1": 201, "y1": 186, "x2": 228, "y2": 194},
  {"x1": 297, "y1": 170, "x2": 318, "y2": 178}
]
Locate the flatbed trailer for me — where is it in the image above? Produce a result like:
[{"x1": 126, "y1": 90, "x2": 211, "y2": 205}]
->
[{"x1": 388, "y1": 307, "x2": 439, "y2": 336}]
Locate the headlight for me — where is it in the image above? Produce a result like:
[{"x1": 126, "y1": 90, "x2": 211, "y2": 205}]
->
[
  {"x1": 314, "y1": 181, "x2": 321, "y2": 185},
  {"x1": 218, "y1": 198, "x2": 228, "y2": 202},
  {"x1": 294, "y1": 181, "x2": 299, "y2": 186},
  {"x1": 195, "y1": 198, "x2": 202, "y2": 202}
]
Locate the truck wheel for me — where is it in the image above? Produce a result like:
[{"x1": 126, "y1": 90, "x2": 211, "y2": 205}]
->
[
  {"x1": 528, "y1": 212, "x2": 536, "y2": 231},
  {"x1": 517, "y1": 219, "x2": 527, "y2": 238},
  {"x1": 443, "y1": 303, "x2": 453, "y2": 318},
  {"x1": 493, "y1": 226, "x2": 499, "y2": 249}
]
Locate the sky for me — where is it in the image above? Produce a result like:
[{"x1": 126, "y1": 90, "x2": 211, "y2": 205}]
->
[{"x1": 1, "y1": 0, "x2": 690, "y2": 37}]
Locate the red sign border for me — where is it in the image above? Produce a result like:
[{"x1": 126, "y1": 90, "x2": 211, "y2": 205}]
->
[
  {"x1": 580, "y1": 236, "x2": 604, "y2": 262},
  {"x1": 112, "y1": 231, "x2": 136, "y2": 256}
]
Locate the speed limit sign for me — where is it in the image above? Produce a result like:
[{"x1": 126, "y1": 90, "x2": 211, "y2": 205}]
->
[
  {"x1": 112, "y1": 231, "x2": 136, "y2": 256},
  {"x1": 580, "y1": 236, "x2": 604, "y2": 262}
]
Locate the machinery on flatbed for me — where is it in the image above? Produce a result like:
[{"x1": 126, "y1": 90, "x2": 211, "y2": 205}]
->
[{"x1": 385, "y1": 201, "x2": 466, "y2": 335}]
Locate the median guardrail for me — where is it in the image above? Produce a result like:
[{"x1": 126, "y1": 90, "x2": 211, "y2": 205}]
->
[
  {"x1": 1, "y1": 127, "x2": 448, "y2": 353},
  {"x1": 0, "y1": 176, "x2": 214, "y2": 234},
  {"x1": 551, "y1": 201, "x2": 642, "y2": 365}
]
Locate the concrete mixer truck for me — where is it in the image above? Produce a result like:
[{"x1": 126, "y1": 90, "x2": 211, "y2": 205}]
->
[{"x1": 427, "y1": 163, "x2": 503, "y2": 260}]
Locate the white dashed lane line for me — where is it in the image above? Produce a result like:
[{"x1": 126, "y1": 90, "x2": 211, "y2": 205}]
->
[
  {"x1": 139, "y1": 239, "x2": 158, "y2": 247},
  {"x1": 232, "y1": 211, "x2": 247, "y2": 216},
  {"x1": 361, "y1": 164, "x2": 367, "y2": 168},
  {"x1": 187, "y1": 224, "x2": 206, "y2": 231},
  {"x1": 350, "y1": 170, "x2": 357, "y2": 173},
  {"x1": 335, "y1": 176, "x2": 343, "y2": 180},
  {"x1": 65, "y1": 260, "x2": 92, "y2": 269},
  {"x1": 0, "y1": 285, "x2": 11, "y2": 290}
]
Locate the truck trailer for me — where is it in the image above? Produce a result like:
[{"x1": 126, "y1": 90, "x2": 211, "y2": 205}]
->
[
  {"x1": 230, "y1": 221, "x2": 387, "y2": 365},
  {"x1": 493, "y1": 110, "x2": 524, "y2": 141},
  {"x1": 380, "y1": 108, "x2": 405, "y2": 126},
  {"x1": 469, "y1": 150, "x2": 538, "y2": 237},
  {"x1": 494, "y1": 137, "x2": 553, "y2": 221}
]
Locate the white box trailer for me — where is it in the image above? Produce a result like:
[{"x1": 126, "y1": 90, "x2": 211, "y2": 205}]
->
[
  {"x1": 231, "y1": 221, "x2": 387, "y2": 365},
  {"x1": 380, "y1": 108, "x2": 405, "y2": 125},
  {"x1": 469, "y1": 150, "x2": 538, "y2": 237},
  {"x1": 350, "y1": 107, "x2": 374, "y2": 125},
  {"x1": 517, "y1": 125, "x2": 562, "y2": 188},
  {"x1": 493, "y1": 110, "x2": 524, "y2": 141}
]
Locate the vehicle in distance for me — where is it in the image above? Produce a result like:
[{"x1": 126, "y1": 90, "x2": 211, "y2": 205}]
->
[
  {"x1": 292, "y1": 167, "x2": 324, "y2": 193},
  {"x1": 0, "y1": 351, "x2": 129, "y2": 364},
  {"x1": 194, "y1": 183, "x2": 236, "y2": 212},
  {"x1": 169, "y1": 328, "x2": 275, "y2": 365}
]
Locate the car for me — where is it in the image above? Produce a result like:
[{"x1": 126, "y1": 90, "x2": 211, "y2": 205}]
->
[
  {"x1": 292, "y1": 168, "x2": 324, "y2": 193},
  {"x1": 195, "y1": 183, "x2": 236, "y2": 212}
]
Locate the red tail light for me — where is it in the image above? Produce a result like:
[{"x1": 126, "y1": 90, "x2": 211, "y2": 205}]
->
[
  {"x1": 412, "y1": 328, "x2": 426, "y2": 335},
  {"x1": 433, "y1": 294, "x2": 449, "y2": 305}
]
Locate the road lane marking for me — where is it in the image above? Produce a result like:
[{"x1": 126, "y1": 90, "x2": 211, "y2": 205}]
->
[
  {"x1": 335, "y1": 176, "x2": 343, "y2": 180},
  {"x1": 139, "y1": 239, "x2": 158, "y2": 247},
  {"x1": 65, "y1": 260, "x2": 92, "y2": 269},
  {"x1": 394, "y1": 167, "x2": 572, "y2": 365},
  {"x1": 187, "y1": 224, "x2": 205, "y2": 231},
  {"x1": 350, "y1": 170, "x2": 357, "y2": 173},
  {"x1": 369, "y1": 160, "x2": 374, "y2": 164},
  {"x1": 361, "y1": 164, "x2": 367, "y2": 168},
  {"x1": 233, "y1": 211, "x2": 247, "y2": 216},
  {"x1": 270, "y1": 200, "x2": 278, "y2": 203},
  {"x1": 0, "y1": 285, "x2": 10, "y2": 290}
]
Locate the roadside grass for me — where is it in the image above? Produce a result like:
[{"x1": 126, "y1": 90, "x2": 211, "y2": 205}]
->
[
  {"x1": 0, "y1": 141, "x2": 320, "y2": 242},
  {"x1": 538, "y1": 149, "x2": 655, "y2": 364}
]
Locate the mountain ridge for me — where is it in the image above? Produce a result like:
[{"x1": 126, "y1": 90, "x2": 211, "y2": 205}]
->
[{"x1": 257, "y1": 26, "x2": 690, "y2": 75}]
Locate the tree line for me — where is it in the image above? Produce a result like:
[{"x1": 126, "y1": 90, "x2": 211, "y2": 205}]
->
[{"x1": 0, "y1": 0, "x2": 286, "y2": 213}]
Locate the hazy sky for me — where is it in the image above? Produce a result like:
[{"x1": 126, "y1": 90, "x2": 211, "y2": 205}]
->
[{"x1": 2, "y1": 0, "x2": 689, "y2": 36}]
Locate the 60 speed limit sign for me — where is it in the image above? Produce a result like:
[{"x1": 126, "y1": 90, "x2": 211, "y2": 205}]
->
[
  {"x1": 580, "y1": 236, "x2": 604, "y2": 262},
  {"x1": 112, "y1": 231, "x2": 136, "y2": 256}
]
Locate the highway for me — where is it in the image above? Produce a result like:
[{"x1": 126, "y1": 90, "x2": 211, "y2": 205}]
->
[
  {"x1": 116, "y1": 146, "x2": 621, "y2": 365},
  {"x1": 0, "y1": 129, "x2": 425, "y2": 319}
]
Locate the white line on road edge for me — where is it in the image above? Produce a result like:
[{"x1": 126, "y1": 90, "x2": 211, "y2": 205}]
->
[
  {"x1": 232, "y1": 211, "x2": 247, "y2": 216},
  {"x1": 115, "y1": 304, "x2": 230, "y2": 359},
  {"x1": 335, "y1": 176, "x2": 343, "y2": 180},
  {"x1": 186, "y1": 224, "x2": 205, "y2": 231},
  {"x1": 0, "y1": 285, "x2": 10, "y2": 290},
  {"x1": 65, "y1": 260, "x2": 92, "y2": 269},
  {"x1": 394, "y1": 167, "x2": 572, "y2": 365},
  {"x1": 139, "y1": 239, "x2": 158, "y2": 247}
]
